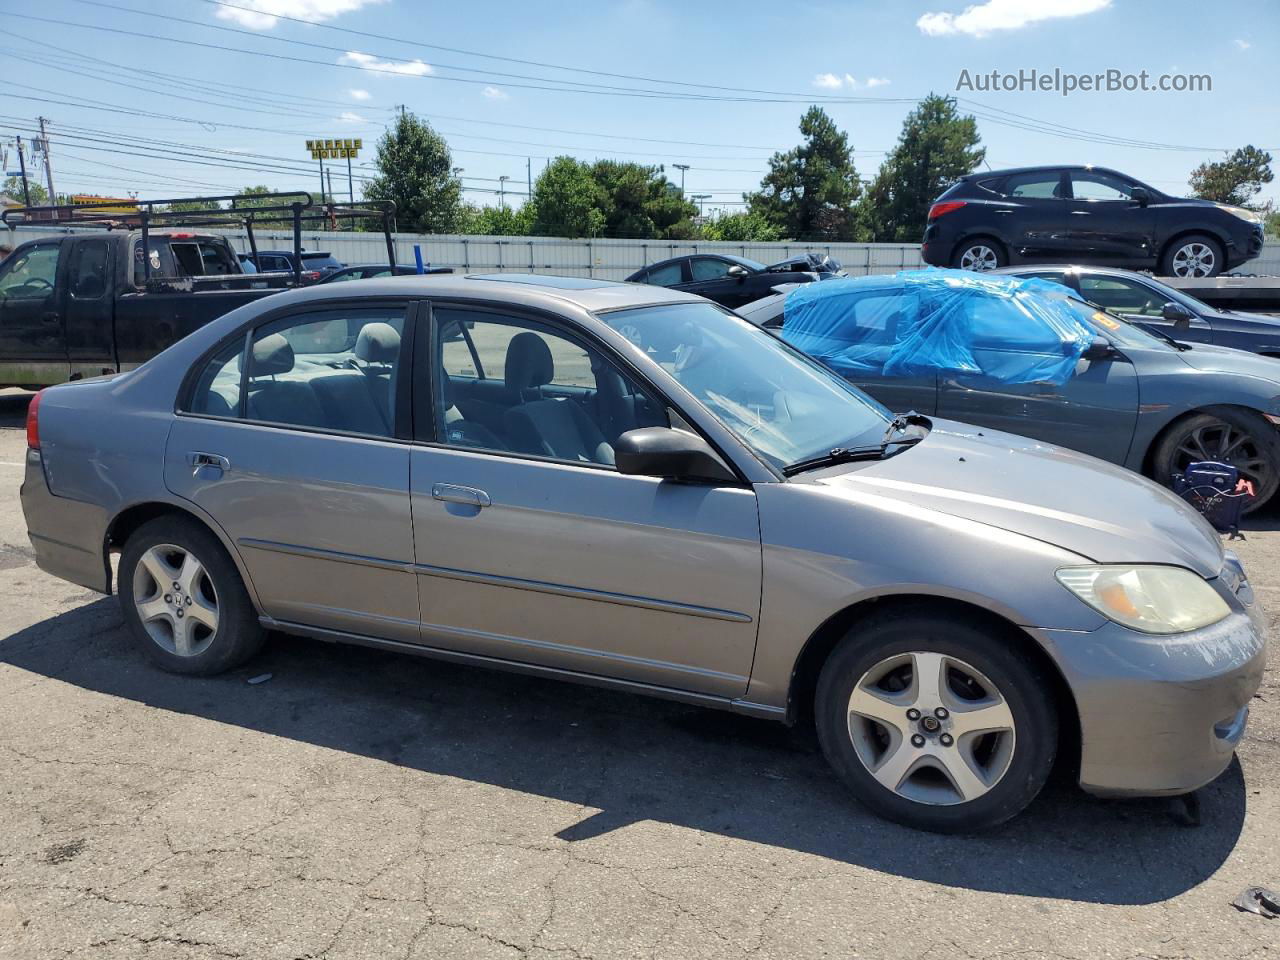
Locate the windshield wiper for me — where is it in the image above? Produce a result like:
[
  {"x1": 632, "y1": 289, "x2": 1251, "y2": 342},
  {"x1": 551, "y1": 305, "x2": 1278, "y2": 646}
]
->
[{"x1": 783, "y1": 414, "x2": 929, "y2": 476}]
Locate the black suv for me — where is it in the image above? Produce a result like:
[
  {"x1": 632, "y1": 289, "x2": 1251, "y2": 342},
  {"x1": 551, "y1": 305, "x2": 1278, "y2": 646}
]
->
[
  {"x1": 920, "y1": 165, "x2": 1265, "y2": 278},
  {"x1": 626, "y1": 253, "x2": 841, "y2": 308}
]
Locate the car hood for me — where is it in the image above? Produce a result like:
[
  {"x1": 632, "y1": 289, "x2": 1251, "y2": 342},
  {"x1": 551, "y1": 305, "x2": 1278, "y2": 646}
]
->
[
  {"x1": 1174, "y1": 341, "x2": 1280, "y2": 379},
  {"x1": 802, "y1": 419, "x2": 1223, "y2": 577}
]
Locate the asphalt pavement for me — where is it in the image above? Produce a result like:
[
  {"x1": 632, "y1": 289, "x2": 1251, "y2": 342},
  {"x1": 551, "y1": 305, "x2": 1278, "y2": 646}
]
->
[{"x1": 1, "y1": 387, "x2": 1278, "y2": 960}]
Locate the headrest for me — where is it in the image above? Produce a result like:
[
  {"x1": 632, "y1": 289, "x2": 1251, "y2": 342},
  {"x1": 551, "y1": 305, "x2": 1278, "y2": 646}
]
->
[
  {"x1": 248, "y1": 333, "x2": 294, "y2": 376},
  {"x1": 505, "y1": 331, "x2": 554, "y2": 394},
  {"x1": 354, "y1": 322, "x2": 401, "y2": 363}
]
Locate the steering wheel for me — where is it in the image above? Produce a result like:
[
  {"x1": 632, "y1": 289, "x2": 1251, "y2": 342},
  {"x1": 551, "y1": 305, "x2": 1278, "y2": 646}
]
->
[{"x1": 18, "y1": 278, "x2": 53, "y2": 295}]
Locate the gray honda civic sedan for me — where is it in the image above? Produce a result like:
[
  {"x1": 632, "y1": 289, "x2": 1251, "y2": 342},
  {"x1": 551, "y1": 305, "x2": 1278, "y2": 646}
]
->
[{"x1": 20, "y1": 273, "x2": 1266, "y2": 832}]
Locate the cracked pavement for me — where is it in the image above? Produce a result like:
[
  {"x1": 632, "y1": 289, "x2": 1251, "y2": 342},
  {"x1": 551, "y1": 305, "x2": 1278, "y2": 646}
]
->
[{"x1": 1, "y1": 388, "x2": 1278, "y2": 960}]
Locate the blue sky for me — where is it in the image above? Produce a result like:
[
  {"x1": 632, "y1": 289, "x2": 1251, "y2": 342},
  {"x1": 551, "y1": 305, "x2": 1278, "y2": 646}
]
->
[{"x1": 2, "y1": 0, "x2": 1277, "y2": 213}]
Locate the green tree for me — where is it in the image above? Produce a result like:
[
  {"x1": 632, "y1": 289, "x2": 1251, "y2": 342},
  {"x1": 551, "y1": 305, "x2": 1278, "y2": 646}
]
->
[
  {"x1": 2, "y1": 175, "x2": 48, "y2": 206},
  {"x1": 459, "y1": 202, "x2": 534, "y2": 236},
  {"x1": 363, "y1": 112, "x2": 464, "y2": 233},
  {"x1": 588, "y1": 161, "x2": 697, "y2": 239},
  {"x1": 745, "y1": 107, "x2": 864, "y2": 241},
  {"x1": 858, "y1": 95, "x2": 985, "y2": 243},
  {"x1": 697, "y1": 210, "x2": 782, "y2": 242},
  {"x1": 527, "y1": 157, "x2": 607, "y2": 238},
  {"x1": 1189, "y1": 146, "x2": 1274, "y2": 207},
  {"x1": 1266, "y1": 207, "x2": 1280, "y2": 239}
]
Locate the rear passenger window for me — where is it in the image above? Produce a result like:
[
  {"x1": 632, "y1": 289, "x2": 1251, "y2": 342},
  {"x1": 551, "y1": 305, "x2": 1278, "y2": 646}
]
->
[
  {"x1": 185, "y1": 308, "x2": 407, "y2": 436},
  {"x1": 645, "y1": 262, "x2": 683, "y2": 286}
]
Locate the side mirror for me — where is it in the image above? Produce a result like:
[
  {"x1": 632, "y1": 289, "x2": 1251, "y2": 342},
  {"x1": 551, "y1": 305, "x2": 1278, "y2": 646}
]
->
[
  {"x1": 1131, "y1": 187, "x2": 1150, "y2": 207},
  {"x1": 1082, "y1": 338, "x2": 1115, "y2": 361},
  {"x1": 726, "y1": 264, "x2": 749, "y2": 279},
  {"x1": 1161, "y1": 301, "x2": 1193, "y2": 331},
  {"x1": 615, "y1": 427, "x2": 737, "y2": 483}
]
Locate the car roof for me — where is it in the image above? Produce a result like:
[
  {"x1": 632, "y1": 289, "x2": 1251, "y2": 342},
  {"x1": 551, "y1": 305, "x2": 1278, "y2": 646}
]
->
[
  {"x1": 964, "y1": 164, "x2": 1127, "y2": 180},
  {"x1": 267, "y1": 272, "x2": 707, "y2": 313},
  {"x1": 636, "y1": 253, "x2": 763, "y2": 271},
  {"x1": 991, "y1": 264, "x2": 1160, "y2": 281}
]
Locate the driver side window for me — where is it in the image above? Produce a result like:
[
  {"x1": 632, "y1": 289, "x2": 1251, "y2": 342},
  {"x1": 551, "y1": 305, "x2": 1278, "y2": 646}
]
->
[
  {"x1": 690, "y1": 258, "x2": 732, "y2": 281},
  {"x1": 1071, "y1": 172, "x2": 1136, "y2": 201},
  {"x1": 1079, "y1": 277, "x2": 1163, "y2": 316},
  {"x1": 0, "y1": 244, "x2": 60, "y2": 299}
]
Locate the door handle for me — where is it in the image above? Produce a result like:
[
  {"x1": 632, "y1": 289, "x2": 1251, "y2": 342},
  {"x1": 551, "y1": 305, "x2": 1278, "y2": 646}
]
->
[
  {"x1": 189, "y1": 451, "x2": 230, "y2": 471},
  {"x1": 1070, "y1": 210, "x2": 1090, "y2": 216},
  {"x1": 993, "y1": 208, "x2": 1013, "y2": 214},
  {"x1": 432, "y1": 483, "x2": 491, "y2": 508},
  {"x1": 41, "y1": 311, "x2": 59, "y2": 324}
]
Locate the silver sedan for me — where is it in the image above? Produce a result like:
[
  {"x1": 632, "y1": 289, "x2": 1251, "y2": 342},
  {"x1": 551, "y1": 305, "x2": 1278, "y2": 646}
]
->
[{"x1": 20, "y1": 274, "x2": 1266, "y2": 832}]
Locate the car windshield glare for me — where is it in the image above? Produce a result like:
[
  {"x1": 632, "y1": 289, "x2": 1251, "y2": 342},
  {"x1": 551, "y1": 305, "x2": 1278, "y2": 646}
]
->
[{"x1": 600, "y1": 302, "x2": 891, "y2": 471}]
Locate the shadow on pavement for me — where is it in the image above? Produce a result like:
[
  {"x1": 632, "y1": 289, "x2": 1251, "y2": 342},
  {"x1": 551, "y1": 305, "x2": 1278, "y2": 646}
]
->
[
  {"x1": 0, "y1": 391, "x2": 32, "y2": 430},
  {"x1": 1, "y1": 596, "x2": 1248, "y2": 906}
]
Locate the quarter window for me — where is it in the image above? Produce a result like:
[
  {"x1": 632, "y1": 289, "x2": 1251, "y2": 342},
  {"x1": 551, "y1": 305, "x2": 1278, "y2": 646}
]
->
[{"x1": 431, "y1": 309, "x2": 667, "y2": 464}]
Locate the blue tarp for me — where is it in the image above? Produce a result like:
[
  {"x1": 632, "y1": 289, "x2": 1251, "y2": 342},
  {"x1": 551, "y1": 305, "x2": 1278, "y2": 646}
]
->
[{"x1": 780, "y1": 269, "x2": 1096, "y2": 386}]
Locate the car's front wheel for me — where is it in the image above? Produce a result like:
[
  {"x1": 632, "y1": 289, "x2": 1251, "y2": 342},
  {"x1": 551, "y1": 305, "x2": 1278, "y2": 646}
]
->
[
  {"x1": 1160, "y1": 234, "x2": 1224, "y2": 278},
  {"x1": 1150, "y1": 409, "x2": 1280, "y2": 513},
  {"x1": 952, "y1": 238, "x2": 1006, "y2": 272},
  {"x1": 815, "y1": 610, "x2": 1058, "y2": 833},
  {"x1": 119, "y1": 516, "x2": 265, "y2": 675}
]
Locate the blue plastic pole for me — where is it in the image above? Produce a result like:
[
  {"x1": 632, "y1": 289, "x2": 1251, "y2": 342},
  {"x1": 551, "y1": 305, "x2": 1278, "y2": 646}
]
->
[{"x1": 414, "y1": 244, "x2": 425, "y2": 274}]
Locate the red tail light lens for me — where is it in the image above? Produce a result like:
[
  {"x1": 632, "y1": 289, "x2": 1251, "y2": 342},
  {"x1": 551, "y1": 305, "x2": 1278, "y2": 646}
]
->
[
  {"x1": 928, "y1": 201, "x2": 968, "y2": 220},
  {"x1": 303, "y1": 271, "x2": 322, "y2": 282},
  {"x1": 26, "y1": 389, "x2": 43, "y2": 449}
]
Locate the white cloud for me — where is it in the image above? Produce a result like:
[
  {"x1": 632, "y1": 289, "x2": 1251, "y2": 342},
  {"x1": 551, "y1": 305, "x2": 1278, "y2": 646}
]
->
[
  {"x1": 348, "y1": 88, "x2": 371, "y2": 100},
  {"x1": 481, "y1": 86, "x2": 509, "y2": 100},
  {"x1": 1235, "y1": 38, "x2": 1251, "y2": 50},
  {"x1": 215, "y1": 0, "x2": 386, "y2": 30},
  {"x1": 917, "y1": 0, "x2": 1110, "y2": 37},
  {"x1": 337, "y1": 111, "x2": 367, "y2": 123},
  {"x1": 339, "y1": 50, "x2": 431, "y2": 77},
  {"x1": 814, "y1": 73, "x2": 891, "y2": 90}
]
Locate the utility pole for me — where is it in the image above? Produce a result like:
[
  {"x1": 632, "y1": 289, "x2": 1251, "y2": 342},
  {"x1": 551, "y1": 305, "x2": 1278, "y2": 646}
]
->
[
  {"x1": 318, "y1": 156, "x2": 326, "y2": 205},
  {"x1": 691, "y1": 194, "x2": 711, "y2": 217},
  {"x1": 673, "y1": 163, "x2": 690, "y2": 196},
  {"x1": 37, "y1": 117, "x2": 56, "y2": 203},
  {"x1": 326, "y1": 168, "x2": 335, "y2": 226},
  {"x1": 346, "y1": 151, "x2": 354, "y2": 204},
  {"x1": 14, "y1": 136, "x2": 31, "y2": 207},
  {"x1": 498, "y1": 175, "x2": 510, "y2": 209},
  {"x1": 526, "y1": 157, "x2": 532, "y2": 200}
]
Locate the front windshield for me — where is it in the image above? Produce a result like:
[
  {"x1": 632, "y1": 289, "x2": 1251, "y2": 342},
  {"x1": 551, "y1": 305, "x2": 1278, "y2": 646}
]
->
[
  {"x1": 1065, "y1": 297, "x2": 1170, "y2": 350},
  {"x1": 600, "y1": 301, "x2": 891, "y2": 470}
]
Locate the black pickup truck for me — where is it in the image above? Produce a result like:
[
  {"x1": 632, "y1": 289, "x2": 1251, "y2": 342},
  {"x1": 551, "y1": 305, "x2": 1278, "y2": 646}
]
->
[
  {"x1": 1, "y1": 192, "x2": 398, "y2": 389},
  {"x1": 0, "y1": 230, "x2": 293, "y2": 388}
]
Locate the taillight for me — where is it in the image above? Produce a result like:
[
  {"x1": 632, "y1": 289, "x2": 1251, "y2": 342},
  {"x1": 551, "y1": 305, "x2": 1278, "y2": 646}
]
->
[
  {"x1": 928, "y1": 201, "x2": 967, "y2": 220},
  {"x1": 26, "y1": 389, "x2": 43, "y2": 449},
  {"x1": 302, "y1": 271, "x2": 322, "y2": 282}
]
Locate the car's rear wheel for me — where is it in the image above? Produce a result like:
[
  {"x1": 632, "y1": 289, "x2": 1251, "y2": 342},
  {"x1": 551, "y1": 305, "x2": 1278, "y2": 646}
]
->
[
  {"x1": 952, "y1": 238, "x2": 1006, "y2": 272},
  {"x1": 119, "y1": 516, "x2": 264, "y2": 675},
  {"x1": 1150, "y1": 409, "x2": 1280, "y2": 513},
  {"x1": 815, "y1": 610, "x2": 1057, "y2": 833},
  {"x1": 1161, "y1": 234, "x2": 1224, "y2": 278}
]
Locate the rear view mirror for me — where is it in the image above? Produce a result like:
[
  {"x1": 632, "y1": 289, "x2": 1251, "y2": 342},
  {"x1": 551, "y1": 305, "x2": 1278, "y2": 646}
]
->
[
  {"x1": 1082, "y1": 338, "x2": 1114, "y2": 361},
  {"x1": 1161, "y1": 301, "x2": 1193, "y2": 331},
  {"x1": 726, "y1": 264, "x2": 749, "y2": 279},
  {"x1": 1131, "y1": 187, "x2": 1150, "y2": 207},
  {"x1": 615, "y1": 427, "x2": 737, "y2": 483}
]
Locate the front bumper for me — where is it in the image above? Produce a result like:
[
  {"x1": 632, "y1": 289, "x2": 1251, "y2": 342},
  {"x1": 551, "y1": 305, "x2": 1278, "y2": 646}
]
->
[
  {"x1": 1039, "y1": 580, "x2": 1266, "y2": 797},
  {"x1": 20, "y1": 449, "x2": 111, "y2": 594}
]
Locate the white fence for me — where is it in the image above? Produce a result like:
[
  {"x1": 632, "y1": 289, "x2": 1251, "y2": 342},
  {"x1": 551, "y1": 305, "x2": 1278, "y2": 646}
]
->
[{"x1": 8, "y1": 224, "x2": 1280, "y2": 278}]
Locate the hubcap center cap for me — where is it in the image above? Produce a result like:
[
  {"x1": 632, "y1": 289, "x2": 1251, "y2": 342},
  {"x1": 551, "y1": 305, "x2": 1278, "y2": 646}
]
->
[{"x1": 920, "y1": 715, "x2": 941, "y2": 734}]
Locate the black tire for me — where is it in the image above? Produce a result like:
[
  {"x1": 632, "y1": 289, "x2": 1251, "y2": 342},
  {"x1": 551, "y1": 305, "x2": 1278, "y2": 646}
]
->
[
  {"x1": 951, "y1": 237, "x2": 1006, "y2": 272},
  {"x1": 1150, "y1": 409, "x2": 1280, "y2": 514},
  {"x1": 1159, "y1": 233, "x2": 1224, "y2": 278},
  {"x1": 118, "y1": 515, "x2": 265, "y2": 675},
  {"x1": 815, "y1": 610, "x2": 1058, "y2": 833}
]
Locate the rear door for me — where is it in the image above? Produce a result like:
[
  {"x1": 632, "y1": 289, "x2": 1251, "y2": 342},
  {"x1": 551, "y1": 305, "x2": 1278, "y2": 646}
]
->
[
  {"x1": 408, "y1": 303, "x2": 763, "y2": 697},
  {"x1": 1065, "y1": 170, "x2": 1155, "y2": 264},
  {"x1": 62, "y1": 237, "x2": 117, "y2": 377},
  {"x1": 165, "y1": 300, "x2": 419, "y2": 642},
  {"x1": 992, "y1": 170, "x2": 1071, "y2": 261},
  {"x1": 0, "y1": 240, "x2": 68, "y2": 385}
]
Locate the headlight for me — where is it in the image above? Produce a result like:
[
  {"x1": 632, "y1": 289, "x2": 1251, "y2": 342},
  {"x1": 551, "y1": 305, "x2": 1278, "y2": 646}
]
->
[
  {"x1": 1056, "y1": 565, "x2": 1230, "y2": 635},
  {"x1": 1216, "y1": 204, "x2": 1262, "y2": 224}
]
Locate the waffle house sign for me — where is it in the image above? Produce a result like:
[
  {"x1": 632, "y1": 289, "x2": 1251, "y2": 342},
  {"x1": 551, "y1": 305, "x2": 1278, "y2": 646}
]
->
[{"x1": 307, "y1": 139, "x2": 362, "y2": 160}]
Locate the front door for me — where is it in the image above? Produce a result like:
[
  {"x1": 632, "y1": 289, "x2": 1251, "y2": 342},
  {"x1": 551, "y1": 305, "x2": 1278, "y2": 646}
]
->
[
  {"x1": 0, "y1": 240, "x2": 67, "y2": 385},
  {"x1": 62, "y1": 238, "x2": 117, "y2": 376},
  {"x1": 409, "y1": 304, "x2": 763, "y2": 698},
  {"x1": 1065, "y1": 170, "x2": 1154, "y2": 264},
  {"x1": 1075, "y1": 273, "x2": 1212, "y2": 345},
  {"x1": 165, "y1": 303, "x2": 419, "y2": 642},
  {"x1": 680, "y1": 256, "x2": 755, "y2": 308}
]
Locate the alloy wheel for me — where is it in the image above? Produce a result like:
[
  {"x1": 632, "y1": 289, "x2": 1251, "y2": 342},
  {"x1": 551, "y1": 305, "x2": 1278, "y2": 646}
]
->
[
  {"x1": 1173, "y1": 419, "x2": 1271, "y2": 501},
  {"x1": 846, "y1": 651, "x2": 1016, "y2": 806},
  {"x1": 132, "y1": 543, "x2": 220, "y2": 657},
  {"x1": 958, "y1": 245, "x2": 998, "y2": 271},
  {"x1": 1171, "y1": 242, "x2": 1216, "y2": 278}
]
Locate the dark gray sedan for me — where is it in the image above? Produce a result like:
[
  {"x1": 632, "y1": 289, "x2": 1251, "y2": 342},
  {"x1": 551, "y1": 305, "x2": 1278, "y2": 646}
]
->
[
  {"x1": 739, "y1": 276, "x2": 1280, "y2": 510},
  {"x1": 995, "y1": 265, "x2": 1280, "y2": 357}
]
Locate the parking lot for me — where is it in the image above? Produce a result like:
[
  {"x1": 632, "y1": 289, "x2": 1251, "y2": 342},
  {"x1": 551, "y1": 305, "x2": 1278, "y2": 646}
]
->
[{"x1": 0, "y1": 386, "x2": 1277, "y2": 960}]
